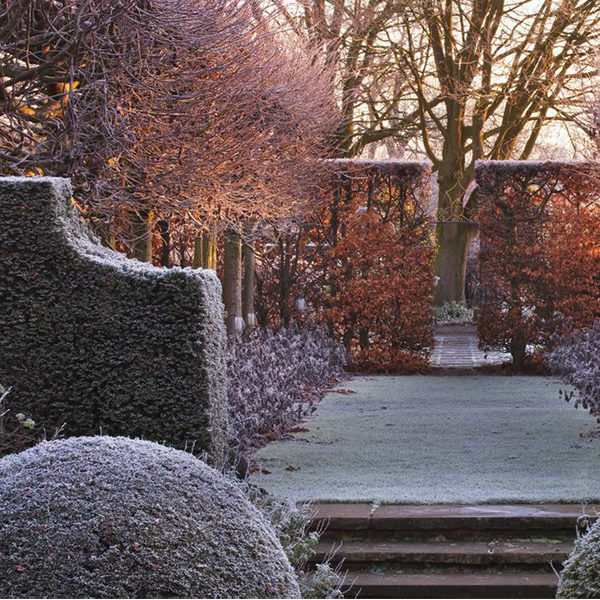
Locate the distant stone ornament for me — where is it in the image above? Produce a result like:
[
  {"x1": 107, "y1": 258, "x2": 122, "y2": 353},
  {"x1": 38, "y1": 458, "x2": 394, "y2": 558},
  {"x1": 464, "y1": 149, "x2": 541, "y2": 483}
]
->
[
  {"x1": 0, "y1": 437, "x2": 300, "y2": 599},
  {"x1": 0, "y1": 177, "x2": 227, "y2": 459}
]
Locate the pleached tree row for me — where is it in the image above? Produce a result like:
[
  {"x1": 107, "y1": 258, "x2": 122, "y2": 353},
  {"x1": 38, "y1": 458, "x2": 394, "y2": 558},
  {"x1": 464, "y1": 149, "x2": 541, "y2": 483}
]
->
[{"x1": 1, "y1": 0, "x2": 338, "y2": 337}]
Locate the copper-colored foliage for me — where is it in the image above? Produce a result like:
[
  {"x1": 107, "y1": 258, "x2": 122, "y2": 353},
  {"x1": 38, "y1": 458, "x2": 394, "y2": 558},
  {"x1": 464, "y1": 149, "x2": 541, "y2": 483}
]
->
[
  {"x1": 476, "y1": 161, "x2": 600, "y2": 365},
  {"x1": 255, "y1": 160, "x2": 436, "y2": 372}
]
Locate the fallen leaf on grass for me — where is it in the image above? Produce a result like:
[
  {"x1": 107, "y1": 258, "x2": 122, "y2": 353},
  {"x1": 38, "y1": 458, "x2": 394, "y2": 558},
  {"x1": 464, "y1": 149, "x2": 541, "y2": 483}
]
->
[
  {"x1": 290, "y1": 426, "x2": 310, "y2": 433},
  {"x1": 249, "y1": 467, "x2": 271, "y2": 475}
]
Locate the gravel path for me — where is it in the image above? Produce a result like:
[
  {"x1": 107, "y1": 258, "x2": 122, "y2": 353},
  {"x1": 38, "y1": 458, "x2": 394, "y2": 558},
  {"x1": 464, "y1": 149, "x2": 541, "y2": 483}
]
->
[{"x1": 250, "y1": 375, "x2": 600, "y2": 504}]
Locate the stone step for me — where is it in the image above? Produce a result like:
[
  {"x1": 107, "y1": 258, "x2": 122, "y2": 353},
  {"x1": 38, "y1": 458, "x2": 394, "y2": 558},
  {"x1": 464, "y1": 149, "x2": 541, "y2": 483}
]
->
[
  {"x1": 311, "y1": 503, "x2": 594, "y2": 538},
  {"x1": 342, "y1": 570, "x2": 558, "y2": 599},
  {"x1": 313, "y1": 539, "x2": 572, "y2": 567}
]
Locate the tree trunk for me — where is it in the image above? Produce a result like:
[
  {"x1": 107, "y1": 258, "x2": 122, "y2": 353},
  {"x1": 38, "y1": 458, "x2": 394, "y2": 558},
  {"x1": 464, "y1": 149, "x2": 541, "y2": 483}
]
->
[
  {"x1": 434, "y1": 221, "x2": 478, "y2": 305},
  {"x1": 359, "y1": 327, "x2": 369, "y2": 349},
  {"x1": 130, "y1": 210, "x2": 153, "y2": 263},
  {"x1": 510, "y1": 327, "x2": 527, "y2": 369},
  {"x1": 201, "y1": 231, "x2": 217, "y2": 270},
  {"x1": 223, "y1": 229, "x2": 243, "y2": 337},
  {"x1": 279, "y1": 237, "x2": 292, "y2": 327},
  {"x1": 157, "y1": 219, "x2": 171, "y2": 267},
  {"x1": 192, "y1": 235, "x2": 203, "y2": 268},
  {"x1": 242, "y1": 236, "x2": 256, "y2": 330}
]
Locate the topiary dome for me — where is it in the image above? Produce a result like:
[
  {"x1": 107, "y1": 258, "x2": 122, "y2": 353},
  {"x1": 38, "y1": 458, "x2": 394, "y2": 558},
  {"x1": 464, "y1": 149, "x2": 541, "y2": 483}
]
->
[
  {"x1": 557, "y1": 516, "x2": 600, "y2": 598},
  {"x1": 0, "y1": 436, "x2": 300, "y2": 599}
]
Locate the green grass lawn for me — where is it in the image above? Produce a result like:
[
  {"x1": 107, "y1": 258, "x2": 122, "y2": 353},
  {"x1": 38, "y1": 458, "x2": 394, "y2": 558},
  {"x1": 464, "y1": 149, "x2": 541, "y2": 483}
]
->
[{"x1": 250, "y1": 375, "x2": 600, "y2": 504}]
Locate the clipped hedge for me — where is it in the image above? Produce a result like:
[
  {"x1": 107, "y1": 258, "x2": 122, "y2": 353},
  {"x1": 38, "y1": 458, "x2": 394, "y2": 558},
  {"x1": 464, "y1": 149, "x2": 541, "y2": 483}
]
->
[
  {"x1": 254, "y1": 159, "x2": 435, "y2": 372},
  {"x1": 557, "y1": 515, "x2": 600, "y2": 598},
  {"x1": 475, "y1": 161, "x2": 600, "y2": 366},
  {"x1": 0, "y1": 436, "x2": 300, "y2": 598},
  {"x1": 0, "y1": 177, "x2": 227, "y2": 458}
]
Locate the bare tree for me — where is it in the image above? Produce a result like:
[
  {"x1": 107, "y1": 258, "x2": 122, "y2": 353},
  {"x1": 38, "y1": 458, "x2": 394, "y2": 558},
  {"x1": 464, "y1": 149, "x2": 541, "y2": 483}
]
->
[
  {"x1": 268, "y1": 0, "x2": 600, "y2": 304},
  {"x1": 391, "y1": 0, "x2": 600, "y2": 303},
  {"x1": 265, "y1": 0, "x2": 413, "y2": 156}
]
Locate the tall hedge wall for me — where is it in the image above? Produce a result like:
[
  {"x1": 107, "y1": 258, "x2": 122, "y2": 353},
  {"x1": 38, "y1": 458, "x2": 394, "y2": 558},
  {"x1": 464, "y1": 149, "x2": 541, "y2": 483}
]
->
[
  {"x1": 253, "y1": 159, "x2": 435, "y2": 372},
  {"x1": 0, "y1": 177, "x2": 227, "y2": 459},
  {"x1": 475, "y1": 160, "x2": 600, "y2": 366}
]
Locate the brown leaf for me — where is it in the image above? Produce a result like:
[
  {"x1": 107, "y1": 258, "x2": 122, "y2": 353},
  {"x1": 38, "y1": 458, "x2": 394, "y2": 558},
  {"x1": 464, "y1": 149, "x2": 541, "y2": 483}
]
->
[{"x1": 249, "y1": 466, "x2": 271, "y2": 475}]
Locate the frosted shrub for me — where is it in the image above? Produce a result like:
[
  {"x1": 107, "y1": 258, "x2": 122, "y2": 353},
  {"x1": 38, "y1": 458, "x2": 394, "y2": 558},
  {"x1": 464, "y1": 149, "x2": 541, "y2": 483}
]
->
[
  {"x1": 227, "y1": 322, "x2": 347, "y2": 450},
  {"x1": 434, "y1": 302, "x2": 474, "y2": 325},
  {"x1": 0, "y1": 436, "x2": 300, "y2": 599},
  {"x1": 546, "y1": 321, "x2": 600, "y2": 417},
  {"x1": 557, "y1": 516, "x2": 600, "y2": 598},
  {"x1": 251, "y1": 493, "x2": 343, "y2": 599}
]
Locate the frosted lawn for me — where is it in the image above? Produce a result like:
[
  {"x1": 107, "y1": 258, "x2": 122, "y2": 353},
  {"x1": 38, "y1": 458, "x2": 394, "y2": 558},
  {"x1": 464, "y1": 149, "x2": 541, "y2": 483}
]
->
[{"x1": 251, "y1": 375, "x2": 600, "y2": 504}]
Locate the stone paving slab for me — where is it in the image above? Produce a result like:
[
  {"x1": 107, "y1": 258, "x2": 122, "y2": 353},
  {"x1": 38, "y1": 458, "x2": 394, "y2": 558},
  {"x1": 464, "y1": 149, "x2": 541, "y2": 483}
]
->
[
  {"x1": 431, "y1": 324, "x2": 511, "y2": 368},
  {"x1": 313, "y1": 540, "x2": 573, "y2": 564},
  {"x1": 343, "y1": 571, "x2": 557, "y2": 599},
  {"x1": 310, "y1": 503, "x2": 599, "y2": 531}
]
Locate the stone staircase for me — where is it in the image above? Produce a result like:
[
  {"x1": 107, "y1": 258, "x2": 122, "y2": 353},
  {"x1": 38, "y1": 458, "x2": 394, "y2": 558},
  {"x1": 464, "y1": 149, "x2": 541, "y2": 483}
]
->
[{"x1": 309, "y1": 503, "x2": 597, "y2": 598}]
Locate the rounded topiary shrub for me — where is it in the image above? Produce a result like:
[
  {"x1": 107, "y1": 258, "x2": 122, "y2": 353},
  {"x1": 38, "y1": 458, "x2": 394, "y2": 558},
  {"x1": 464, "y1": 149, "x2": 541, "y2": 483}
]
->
[
  {"x1": 557, "y1": 517, "x2": 600, "y2": 598},
  {"x1": 0, "y1": 436, "x2": 300, "y2": 599}
]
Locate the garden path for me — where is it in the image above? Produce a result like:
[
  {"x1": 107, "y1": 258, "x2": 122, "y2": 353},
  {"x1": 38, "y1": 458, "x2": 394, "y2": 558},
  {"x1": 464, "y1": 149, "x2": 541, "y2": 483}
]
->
[
  {"x1": 250, "y1": 375, "x2": 600, "y2": 504},
  {"x1": 430, "y1": 324, "x2": 511, "y2": 368}
]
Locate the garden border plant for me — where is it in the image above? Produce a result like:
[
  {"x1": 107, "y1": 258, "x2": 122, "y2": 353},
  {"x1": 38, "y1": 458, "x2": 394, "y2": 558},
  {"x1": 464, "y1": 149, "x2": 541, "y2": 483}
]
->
[
  {"x1": 547, "y1": 320, "x2": 600, "y2": 419},
  {"x1": 227, "y1": 321, "x2": 347, "y2": 452}
]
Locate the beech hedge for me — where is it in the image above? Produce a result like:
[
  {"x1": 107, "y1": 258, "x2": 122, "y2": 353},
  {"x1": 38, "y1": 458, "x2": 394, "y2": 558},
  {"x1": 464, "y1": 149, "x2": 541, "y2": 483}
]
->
[{"x1": 475, "y1": 161, "x2": 600, "y2": 367}]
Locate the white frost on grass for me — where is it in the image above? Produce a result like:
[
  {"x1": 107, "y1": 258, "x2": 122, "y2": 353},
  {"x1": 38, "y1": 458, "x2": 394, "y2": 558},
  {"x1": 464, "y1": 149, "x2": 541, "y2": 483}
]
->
[{"x1": 251, "y1": 375, "x2": 600, "y2": 504}]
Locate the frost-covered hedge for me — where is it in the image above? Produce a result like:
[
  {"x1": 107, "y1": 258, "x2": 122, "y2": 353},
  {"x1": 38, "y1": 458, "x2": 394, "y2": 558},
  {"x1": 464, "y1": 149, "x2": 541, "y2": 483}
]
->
[
  {"x1": 557, "y1": 515, "x2": 600, "y2": 598},
  {"x1": 0, "y1": 436, "x2": 299, "y2": 598},
  {"x1": 0, "y1": 177, "x2": 227, "y2": 458},
  {"x1": 227, "y1": 322, "x2": 347, "y2": 450},
  {"x1": 546, "y1": 322, "x2": 600, "y2": 418}
]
